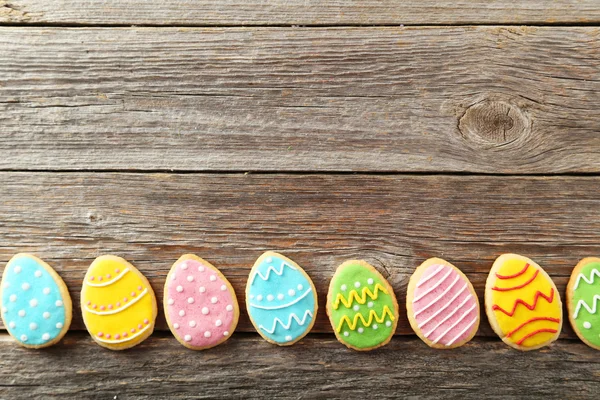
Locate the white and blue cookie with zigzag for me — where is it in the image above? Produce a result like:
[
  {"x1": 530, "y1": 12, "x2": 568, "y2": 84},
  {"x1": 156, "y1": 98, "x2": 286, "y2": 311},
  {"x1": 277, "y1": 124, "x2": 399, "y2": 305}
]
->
[{"x1": 246, "y1": 252, "x2": 318, "y2": 345}]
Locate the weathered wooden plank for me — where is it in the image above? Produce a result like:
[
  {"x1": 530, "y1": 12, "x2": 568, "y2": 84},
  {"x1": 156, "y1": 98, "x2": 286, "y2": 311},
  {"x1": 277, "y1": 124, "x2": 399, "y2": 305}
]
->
[
  {"x1": 1, "y1": 27, "x2": 599, "y2": 173},
  {"x1": 0, "y1": 172, "x2": 599, "y2": 337},
  {"x1": 1, "y1": 0, "x2": 599, "y2": 26},
  {"x1": 0, "y1": 333, "x2": 597, "y2": 399}
]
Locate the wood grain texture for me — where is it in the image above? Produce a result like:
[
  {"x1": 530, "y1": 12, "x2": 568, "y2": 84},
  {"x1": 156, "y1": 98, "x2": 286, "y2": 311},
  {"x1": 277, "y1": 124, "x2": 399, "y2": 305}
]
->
[
  {"x1": 1, "y1": 27, "x2": 599, "y2": 173},
  {"x1": 1, "y1": 0, "x2": 599, "y2": 26},
  {"x1": 0, "y1": 172, "x2": 599, "y2": 337},
  {"x1": 0, "y1": 333, "x2": 597, "y2": 399}
]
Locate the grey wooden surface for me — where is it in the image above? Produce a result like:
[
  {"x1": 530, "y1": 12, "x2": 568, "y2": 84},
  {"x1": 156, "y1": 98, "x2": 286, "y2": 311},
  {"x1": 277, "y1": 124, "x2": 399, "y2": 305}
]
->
[{"x1": 1, "y1": 1, "x2": 600, "y2": 399}]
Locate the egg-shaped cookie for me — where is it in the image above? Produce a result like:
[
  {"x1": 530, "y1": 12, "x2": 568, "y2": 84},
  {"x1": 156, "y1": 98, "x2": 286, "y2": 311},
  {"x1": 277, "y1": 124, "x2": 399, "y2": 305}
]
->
[
  {"x1": 327, "y1": 260, "x2": 398, "y2": 351},
  {"x1": 567, "y1": 257, "x2": 600, "y2": 350},
  {"x1": 164, "y1": 254, "x2": 239, "y2": 350},
  {"x1": 1, "y1": 254, "x2": 72, "y2": 348},
  {"x1": 485, "y1": 254, "x2": 562, "y2": 351},
  {"x1": 246, "y1": 252, "x2": 317, "y2": 346},
  {"x1": 407, "y1": 258, "x2": 479, "y2": 349},
  {"x1": 81, "y1": 255, "x2": 157, "y2": 350}
]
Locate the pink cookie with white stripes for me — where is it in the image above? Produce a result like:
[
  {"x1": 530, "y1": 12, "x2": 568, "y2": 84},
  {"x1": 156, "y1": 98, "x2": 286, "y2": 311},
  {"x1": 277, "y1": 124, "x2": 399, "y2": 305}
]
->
[
  {"x1": 164, "y1": 254, "x2": 239, "y2": 350},
  {"x1": 406, "y1": 258, "x2": 480, "y2": 349}
]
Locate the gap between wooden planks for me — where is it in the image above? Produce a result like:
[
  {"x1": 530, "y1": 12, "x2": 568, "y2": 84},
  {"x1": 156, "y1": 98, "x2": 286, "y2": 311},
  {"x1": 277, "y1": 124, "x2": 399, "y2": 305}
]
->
[
  {"x1": 0, "y1": 172, "x2": 598, "y2": 338},
  {"x1": 0, "y1": 26, "x2": 599, "y2": 173}
]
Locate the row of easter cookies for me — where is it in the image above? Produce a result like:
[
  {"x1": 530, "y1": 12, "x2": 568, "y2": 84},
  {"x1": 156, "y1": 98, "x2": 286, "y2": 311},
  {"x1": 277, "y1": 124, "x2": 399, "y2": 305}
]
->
[{"x1": 1, "y1": 252, "x2": 598, "y2": 351}]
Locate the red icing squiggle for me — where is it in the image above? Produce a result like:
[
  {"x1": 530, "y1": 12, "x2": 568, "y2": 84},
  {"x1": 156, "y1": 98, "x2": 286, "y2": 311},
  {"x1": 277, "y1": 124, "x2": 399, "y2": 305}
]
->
[
  {"x1": 495, "y1": 263, "x2": 529, "y2": 280},
  {"x1": 515, "y1": 328, "x2": 558, "y2": 345},
  {"x1": 505, "y1": 316, "x2": 560, "y2": 338},
  {"x1": 492, "y1": 270, "x2": 539, "y2": 292},
  {"x1": 492, "y1": 289, "x2": 554, "y2": 317}
]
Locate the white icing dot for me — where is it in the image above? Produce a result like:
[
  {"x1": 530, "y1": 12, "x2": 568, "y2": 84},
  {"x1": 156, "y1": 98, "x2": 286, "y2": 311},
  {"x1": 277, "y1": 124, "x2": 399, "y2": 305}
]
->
[
  {"x1": 189, "y1": 320, "x2": 196, "y2": 328},
  {"x1": 221, "y1": 285, "x2": 227, "y2": 291},
  {"x1": 288, "y1": 289, "x2": 296, "y2": 296},
  {"x1": 171, "y1": 273, "x2": 177, "y2": 281},
  {"x1": 167, "y1": 298, "x2": 174, "y2": 305},
  {"x1": 277, "y1": 293, "x2": 284, "y2": 300},
  {"x1": 55, "y1": 300, "x2": 63, "y2": 307},
  {"x1": 13, "y1": 266, "x2": 21, "y2": 274},
  {"x1": 367, "y1": 302, "x2": 374, "y2": 308},
  {"x1": 9, "y1": 294, "x2": 17, "y2": 302},
  {"x1": 297, "y1": 284, "x2": 304, "y2": 291},
  {"x1": 8, "y1": 321, "x2": 16, "y2": 329},
  {"x1": 367, "y1": 278, "x2": 374, "y2": 285},
  {"x1": 358, "y1": 327, "x2": 364, "y2": 333},
  {"x1": 176, "y1": 285, "x2": 183, "y2": 293},
  {"x1": 179, "y1": 310, "x2": 185, "y2": 317},
  {"x1": 267, "y1": 294, "x2": 274, "y2": 301},
  {"x1": 199, "y1": 286, "x2": 206, "y2": 293},
  {"x1": 187, "y1": 276, "x2": 194, "y2": 282},
  {"x1": 343, "y1": 331, "x2": 349, "y2": 337},
  {"x1": 181, "y1": 262, "x2": 188, "y2": 270},
  {"x1": 21, "y1": 282, "x2": 30, "y2": 290},
  {"x1": 215, "y1": 319, "x2": 222, "y2": 327},
  {"x1": 198, "y1": 265, "x2": 205, "y2": 272},
  {"x1": 18, "y1": 310, "x2": 26, "y2": 317},
  {"x1": 43, "y1": 288, "x2": 51, "y2": 295},
  {"x1": 249, "y1": 294, "x2": 255, "y2": 299},
  {"x1": 353, "y1": 305, "x2": 360, "y2": 311},
  {"x1": 43, "y1": 312, "x2": 50, "y2": 319},
  {"x1": 42, "y1": 333, "x2": 50, "y2": 341},
  {"x1": 372, "y1": 324, "x2": 378, "y2": 330},
  {"x1": 285, "y1": 335, "x2": 292, "y2": 341},
  {"x1": 202, "y1": 307, "x2": 209, "y2": 315},
  {"x1": 256, "y1": 295, "x2": 263, "y2": 301},
  {"x1": 204, "y1": 331, "x2": 211, "y2": 338},
  {"x1": 354, "y1": 282, "x2": 361, "y2": 288},
  {"x1": 386, "y1": 320, "x2": 392, "y2": 327},
  {"x1": 1, "y1": 306, "x2": 6, "y2": 313},
  {"x1": 223, "y1": 331, "x2": 229, "y2": 336},
  {"x1": 211, "y1": 297, "x2": 218, "y2": 304},
  {"x1": 584, "y1": 321, "x2": 592, "y2": 329},
  {"x1": 184, "y1": 335, "x2": 192, "y2": 342},
  {"x1": 29, "y1": 299, "x2": 38, "y2": 307},
  {"x1": 209, "y1": 275, "x2": 216, "y2": 282},
  {"x1": 29, "y1": 322, "x2": 38, "y2": 330},
  {"x1": 265, "y1": 257, "x2": 273, "y2": 263},
  {"x1": 56, "y1": 322, "x2": 63, "y2": 329},
  {"x1": 187, "y1": 297, "x2": 195, "y2": 304},
  {"x1": 174, "y1": 323, "x2": 180, "y2": 329},
  {"x1": 20, "y1": 334, "x2": 27, "y2": 342},
  {"x1": 341, "y1": 284, "x2": 347, "y2": 291},
  {"x1": 34, "y1": 270, "x2": 43, "y2": 278},
  {"x1": 226, "y1": 305, "x2": 233, "y2": 312}
]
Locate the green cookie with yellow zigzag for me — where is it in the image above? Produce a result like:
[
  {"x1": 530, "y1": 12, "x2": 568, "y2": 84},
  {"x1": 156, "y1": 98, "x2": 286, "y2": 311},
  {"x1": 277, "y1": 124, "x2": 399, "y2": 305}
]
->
[{"x1": 327, "y1": 260, "x2": 399, "y2": 351}]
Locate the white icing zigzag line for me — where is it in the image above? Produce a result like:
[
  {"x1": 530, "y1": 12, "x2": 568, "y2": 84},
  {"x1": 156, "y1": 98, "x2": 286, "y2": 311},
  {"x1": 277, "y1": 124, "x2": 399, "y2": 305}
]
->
[
  {"x1": 84, "y1": 288, "x2": 149, "y2": 315},
  {"x1": 94, "y1": 323, "x2": 152, "y2": 344},
  {"x1": 85, "y1": 268, "x2": 130, "y2": 287},
  {"x1": 574, "y1": 295, "x2": 600, "y2": 318},
  {"x1": 259, "y1": 309, "x2": 313, "y2": 334},
  {"x1": 575, "y1": 269, "x2": 600, "y2": 290},
  {"x1": 251, "y1": 261, "x2": 297, "y2": 284},
  {"x1": 249, "y1": 288, "x2": 312, "y2": 310}
]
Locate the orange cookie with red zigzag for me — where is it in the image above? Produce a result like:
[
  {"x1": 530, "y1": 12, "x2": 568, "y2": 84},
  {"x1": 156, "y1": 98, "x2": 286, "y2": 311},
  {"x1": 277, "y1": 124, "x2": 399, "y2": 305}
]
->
[{"x1": 485, "y1": 254, "x2": 562, "y2": 351}]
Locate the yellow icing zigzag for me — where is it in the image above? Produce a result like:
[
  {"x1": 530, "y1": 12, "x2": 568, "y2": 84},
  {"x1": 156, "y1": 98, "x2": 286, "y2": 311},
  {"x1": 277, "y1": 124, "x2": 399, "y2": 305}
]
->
[
  {"x1": 334, "y1": 284, "x2": 388, "y2": 309},
  {"x1": 336, "y1": 306, "x2": 395, "y2": 332}
]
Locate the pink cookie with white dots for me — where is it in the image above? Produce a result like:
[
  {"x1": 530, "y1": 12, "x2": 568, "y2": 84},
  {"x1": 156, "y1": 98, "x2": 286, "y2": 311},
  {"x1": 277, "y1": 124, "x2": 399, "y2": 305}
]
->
[{"x1": 164, "y1": 254, "x2": 239, "y2": 350}]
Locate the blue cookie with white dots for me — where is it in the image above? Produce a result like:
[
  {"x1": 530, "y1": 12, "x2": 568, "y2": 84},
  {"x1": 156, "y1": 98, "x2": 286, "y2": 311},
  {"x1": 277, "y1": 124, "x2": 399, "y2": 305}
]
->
[{"x1": 1, "y1": 254, "x2": 72, "y2": 348}]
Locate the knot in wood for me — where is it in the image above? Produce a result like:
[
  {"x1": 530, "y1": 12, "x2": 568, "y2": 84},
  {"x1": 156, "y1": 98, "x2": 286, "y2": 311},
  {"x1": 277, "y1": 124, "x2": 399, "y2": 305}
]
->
[{"x1": 459, "y1": 100, "x2": 529, "y2": 145}]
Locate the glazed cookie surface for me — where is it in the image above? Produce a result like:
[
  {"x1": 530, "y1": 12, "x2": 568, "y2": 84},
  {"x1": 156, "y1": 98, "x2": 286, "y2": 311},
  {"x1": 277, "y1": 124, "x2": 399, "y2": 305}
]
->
[
  {"x1": 327, "y1": 260, "x2": 398, "y2": 351},
  {"x1": 485, "y1": 254, "x2": 562, "y2": 351},
  {"x1": 567, "y1": 257, "x2": 600, "y2": 350},
  {"x1": 164, "y1": 254, "x2": 239, "y2": 350},
  {"x1": 81, "y1": 255, "x2": 157, "y2": 350},
  {"x1": 406, "y1": 258, "x2": 479, "y2": 349},
  {"x1": 1, "y1": 254, "x2": 72, "y2": 348},
  {"x1": 246, "y1": 252, "x2": 317, "y2": 346}
]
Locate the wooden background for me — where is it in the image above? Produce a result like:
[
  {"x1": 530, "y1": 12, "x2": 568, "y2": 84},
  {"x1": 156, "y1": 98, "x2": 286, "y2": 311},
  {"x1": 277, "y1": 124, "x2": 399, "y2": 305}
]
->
[{"x1": 1, "y1": 1, "x2": 600, "y2": 398}]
